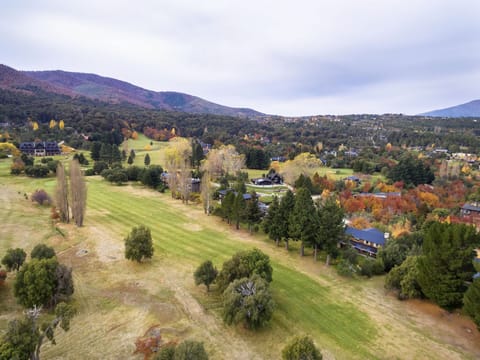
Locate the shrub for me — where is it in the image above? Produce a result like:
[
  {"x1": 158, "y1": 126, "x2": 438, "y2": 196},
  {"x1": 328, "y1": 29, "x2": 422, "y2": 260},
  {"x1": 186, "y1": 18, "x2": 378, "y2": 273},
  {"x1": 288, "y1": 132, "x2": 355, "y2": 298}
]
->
[
  {"x1": 194, "y1": 260, "x2": 218, "y2": 292},
  {"x1": 173, "y1": 340, "x2": 208, "y2": 360},
  {"x1": 31, "y1": 189, "x2": 52, "y2": 205},
  {"x1": 336, "y1": 259, "x2": 356, "y2": 277},
  {"x1": 125, "y1": 225, "x2": 154, "y2": 263},
  {"x1": 31, "y1": 244, "x2": 56, "y2": 260},
  {"x1": 2, "y1": 248, "x2": 27, "y2": 271},
  {"x1": 282, "y1": 335, "x2": 322, "y2": 360}
]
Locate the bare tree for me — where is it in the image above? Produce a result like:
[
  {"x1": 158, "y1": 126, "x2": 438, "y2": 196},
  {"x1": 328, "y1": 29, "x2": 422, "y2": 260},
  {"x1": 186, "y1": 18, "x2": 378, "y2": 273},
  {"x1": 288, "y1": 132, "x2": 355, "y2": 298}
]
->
[
  {"x1": 55, "y1": 162, "x2": 69, "y2": 223},
  {"x1": 164, "y1": 137, "x2": 192, "y2": 200},
  {"x1": 70, "y1": 159, "x2": 86, "y2": 227},
  {"x1": 177, "y1": 161, "x2": 192, "y2": 204}
]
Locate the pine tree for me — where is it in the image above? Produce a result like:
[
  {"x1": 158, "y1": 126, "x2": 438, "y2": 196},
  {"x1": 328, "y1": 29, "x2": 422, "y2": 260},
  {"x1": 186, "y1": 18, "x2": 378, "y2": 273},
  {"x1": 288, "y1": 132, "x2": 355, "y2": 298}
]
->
[
  {"x1": 417, "y1": 222, "x2": 479, "y2": 309},
  {"x1": 144, "y1": 153, "x2": 151, "y2": 166},
  {"x1": 221, "y1": 192, "x2": 235, "y2": 224},
  {"x1": 463, "y1": 278, "x2": 480, "y2": 330},
  {"x1": 246, "y1": 192, "x2": 262, "y2": 233},
  {"x1": 289, "y1": 188, "x2": 319, "y2": 257},
  {"x1": 317, "y1": 197, "x2": 345, "y2": 264},
  {"x1": 279, "y1": 190, "x2": 295, "y2": 250},
  {"x1": 263, "y1": 196, "x2": 282, "y2": 245},
  {"x1": 233, "y1": 192, "x2": 246, "y2": 230}
]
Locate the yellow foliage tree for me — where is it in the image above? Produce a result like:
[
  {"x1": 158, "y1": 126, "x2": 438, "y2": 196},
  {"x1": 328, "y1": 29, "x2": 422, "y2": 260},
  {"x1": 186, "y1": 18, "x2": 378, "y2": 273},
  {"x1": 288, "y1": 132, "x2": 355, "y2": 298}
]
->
[
  {"x1": 280, "y1": 152, "x2": 322, "y2": 185},
  {"x1": 131, "y1": 131, "x2": 139, "y2": 140},
  {"x1": 385, "y1": 143, "x2": 392, "y2": 152},
  {"x1": 461, "y1": 164, "x2": 471, "y2": 175},
  {"x1": 49, "y1": 119, "x2": 57, "y2": 129},
  {"x1": 144, "y1": 144, "x2": 152, "y2": 151},
  {"x1": 171, "y1": 128, "x2": 176, "y2": 136},
  {"x1": 0, "y1": 143, "x2": 20, "y2": 156},
  {"x1": 59, "y1": 120, "x2": 65, "y2": 130},
  {"x1": 32, "y1": 122, "x2": 39, "y2": 131}
]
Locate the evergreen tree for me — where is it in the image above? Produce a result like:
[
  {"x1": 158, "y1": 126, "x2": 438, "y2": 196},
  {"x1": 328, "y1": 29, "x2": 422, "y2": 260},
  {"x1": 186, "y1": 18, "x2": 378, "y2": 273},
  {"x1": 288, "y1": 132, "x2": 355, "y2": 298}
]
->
[
  {"x1": 221, "y1": 192, "x2": 235, "y2": 224},
  {"x1": 194, "y1": 260, "x2": 218, "y2": 292},
  {"x1": 282, "y1": 336, "x2": 322, "y2": 360},
  {"x1": 245, "y1": 192, "x2": 262, "y2": 233},
  {"x1": 233, "y1": 192, "x2": 246, "y2": 230},
  {"x1": 289, "y1": 188, "x2": 319, "y2": 257},
  {"x1": 90, "y1": 141, "x2": 102, "y2": 161},
  {"x1": 463, "y1": 278, "x2": 480, "y2": 330},
  {"x1": 417, "y1": 222, "x2": 479, "y2": 309},
  {"x1": 263, "y1": 196, "x2": 282, "y2": 246},
  {"x1": 279, "y1": 190, "x2": 295, "y2": 250},
  {"x1": 144, "y1": 153, "x2": 151, "y2": 166},
  {"x1": 99, "y1": 143, "x2": 112, "y2": 163},
  {"x1": 124, "y1": 225, "x2": 154, "y2": 263},
  {"x1": 317, "y1": 197, "x2": 345, "y2": 264}
]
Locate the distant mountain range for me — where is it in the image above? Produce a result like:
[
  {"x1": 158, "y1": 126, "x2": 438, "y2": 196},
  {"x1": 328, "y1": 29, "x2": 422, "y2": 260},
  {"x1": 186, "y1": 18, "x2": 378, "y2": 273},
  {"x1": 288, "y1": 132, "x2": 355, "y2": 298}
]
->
[
  {"x1": 421, "y1": 99, "x2": 480, "y2": 118},
  {"x1": 0, "y1": 64, "x2": 263, "y2": 118}
]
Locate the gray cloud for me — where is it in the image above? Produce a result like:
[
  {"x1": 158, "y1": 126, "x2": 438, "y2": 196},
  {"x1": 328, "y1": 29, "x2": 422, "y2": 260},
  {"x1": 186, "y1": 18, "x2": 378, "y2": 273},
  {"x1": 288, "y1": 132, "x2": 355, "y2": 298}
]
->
[{"x1": 1, "y1": 0, "x2": 479, "y2": 115}]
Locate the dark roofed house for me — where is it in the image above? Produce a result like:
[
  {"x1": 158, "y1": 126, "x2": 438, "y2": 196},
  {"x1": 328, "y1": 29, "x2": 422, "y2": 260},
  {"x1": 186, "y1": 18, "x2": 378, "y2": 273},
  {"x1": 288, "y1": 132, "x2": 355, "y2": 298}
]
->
[
  {"x1": 251, "y1": 178, "x2": 273, "y2": 186},
  {"x1": 344, "y1": 227, "x2": 387, "y2": 258},
  {"x1": 19, "y1": 141, "x2": 61, "y2": 156},
  {"x1": 218, "y1": 189, "x2": 253, "y2": 201}
]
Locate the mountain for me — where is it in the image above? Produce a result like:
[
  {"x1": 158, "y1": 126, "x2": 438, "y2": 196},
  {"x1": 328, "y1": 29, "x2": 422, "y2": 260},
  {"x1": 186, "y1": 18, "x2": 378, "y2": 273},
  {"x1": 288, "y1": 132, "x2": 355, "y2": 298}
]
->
[
  {"x1": 24, "y1": 69, "x2": 263, "y2": 117},
  {"x1": 0, "y1": 64, "x2": 263, "y2": 118},
  {"x1": 421, "y1": 99, "x2": 480, "y2": 117}
]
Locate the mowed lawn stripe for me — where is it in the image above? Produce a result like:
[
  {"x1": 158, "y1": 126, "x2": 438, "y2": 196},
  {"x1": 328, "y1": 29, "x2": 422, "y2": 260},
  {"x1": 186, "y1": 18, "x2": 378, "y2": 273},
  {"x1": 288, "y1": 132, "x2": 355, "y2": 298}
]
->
[{"x1": 86, "y1": 179, "x2": 378, "y2": 358}]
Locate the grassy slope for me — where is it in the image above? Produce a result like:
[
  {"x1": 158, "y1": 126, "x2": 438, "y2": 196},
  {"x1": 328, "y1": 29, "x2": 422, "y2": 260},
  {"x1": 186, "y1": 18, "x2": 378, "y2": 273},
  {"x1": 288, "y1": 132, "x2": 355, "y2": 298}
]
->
[{"x1": 1, "y1": 158, "x2": 479, "y2": 359}]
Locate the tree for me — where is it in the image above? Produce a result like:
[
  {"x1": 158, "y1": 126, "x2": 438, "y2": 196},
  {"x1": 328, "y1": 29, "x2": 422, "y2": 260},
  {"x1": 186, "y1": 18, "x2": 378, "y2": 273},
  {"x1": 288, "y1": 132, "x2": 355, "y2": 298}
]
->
[
  {"x1": 263, "y1": 196, "x2": 282, "y2": 246},
  {"x1": 194, "y1": 260, "x2": 218, "y2": 292},
  {"x1": 127, "y1": 154, "x2": 134, "y2": 165},
  {"x1": 2, "y1": 248, "x2": 26, "y2": 271},
  {"x1": 200, "y1": 170, "x2": 212, "y2": 215},
  {"x1": 289, "y1": 188, "x2": 319, "y2": 257},
  {"x1": 125, "y1": 225, "x2": 154, "y2": 263},
  {"x1": 385, "y1": 256, "x2": 423, "y2": 300},
  {"x1": 222, "y1": 275, "x2": 275, "y2": 330},
  {"x1": 232, "y1": 192, "x2": 246, "y2": 230},
  {"x1": 216, "y1": 248, "x2": 273, "y2": 292},
  {"x1": 164, "y1": 137, "x2": 192, "y2": 198},
  {"x1": 463, "y1": 278, "x2": 480, "y2": 330},
  {"x1": 245, "y1": 191, "x2": 262, "y2": 233},
  {"x1": 90, "y1": 142, "x2": 102, "y2": 161},
  {"x1": 144, "y1": 153, "x2": 151, "y2": 166},
  {"x1": 282, "y1": 336, "x2": 322, "y2": 360},
  {"x1": 221, "y1": 191, "x2": 235, "y2": 224},
  {"x1": 70, "y1": 159, "x2": 87, "y2": 227},
  {"x1": 174, "y1": 340, "x2": 209, "y2": 360},
  {"x1": 31, "y1": 244, "x2": 56, "y2": 260},
  {"x1": 417, "y1": 222, "x2": 479, "y2": 309},
  {"x1": 0, "y1": 302, "x2": 76, "y2": 360},
  {"x1": 14, "y1": 258, "x2": 59, "y2": 308},
  {"x1": 279, "y1": 190, "x2": 295, "y2": 250},
  {"x1": 317, "y1": 197, "x2": 345, "y2": 264}
]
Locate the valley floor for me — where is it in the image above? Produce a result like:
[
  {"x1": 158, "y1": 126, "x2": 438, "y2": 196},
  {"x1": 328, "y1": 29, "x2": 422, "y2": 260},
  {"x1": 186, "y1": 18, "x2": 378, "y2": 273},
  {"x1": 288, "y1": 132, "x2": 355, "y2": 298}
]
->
[{"x1": 0, "y1": 167, "x2": 479, "y2": 359}]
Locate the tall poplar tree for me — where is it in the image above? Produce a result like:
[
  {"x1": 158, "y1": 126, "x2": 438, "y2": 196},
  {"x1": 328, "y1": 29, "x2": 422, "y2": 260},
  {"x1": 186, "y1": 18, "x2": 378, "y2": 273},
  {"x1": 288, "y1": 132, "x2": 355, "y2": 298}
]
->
[
  {"x1": 70, "y1": 159, "x2": 86, "y2": 227},
  {"x1": 55, "y1": 162, "x2": 69, "y2": 223}
]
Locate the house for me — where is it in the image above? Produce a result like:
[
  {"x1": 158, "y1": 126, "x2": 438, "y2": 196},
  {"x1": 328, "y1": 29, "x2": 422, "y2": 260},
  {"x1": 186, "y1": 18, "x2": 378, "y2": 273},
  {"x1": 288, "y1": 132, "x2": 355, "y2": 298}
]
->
[
  {"x1": 19, "y1": 142, "x2": 61, "y2": 156},
  {"x1": 354, "y1": 192, "x2": 402, "y2": 200},
  {"x1": 266, "y1": 172, "x2": 283, "y2": 184},
  {"x1": 344, "y1": 227, "x2": 387, "y2": 258},
  {"x1": 251, "y1": 178, "x2": 273, "y2": 186},
  {"x1": 344, "y1": 175, "x2": 361, "y2": 184},
  {"x1": 270, "y1": 156, "x2": 286, "y2": 162}
]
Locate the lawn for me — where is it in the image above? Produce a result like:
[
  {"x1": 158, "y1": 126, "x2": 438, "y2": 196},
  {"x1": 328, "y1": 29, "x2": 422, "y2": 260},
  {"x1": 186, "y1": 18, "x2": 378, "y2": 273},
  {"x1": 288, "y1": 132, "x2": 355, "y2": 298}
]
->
[{"x1": 0, "y1": 158, "x2": 479, "y2": 359}]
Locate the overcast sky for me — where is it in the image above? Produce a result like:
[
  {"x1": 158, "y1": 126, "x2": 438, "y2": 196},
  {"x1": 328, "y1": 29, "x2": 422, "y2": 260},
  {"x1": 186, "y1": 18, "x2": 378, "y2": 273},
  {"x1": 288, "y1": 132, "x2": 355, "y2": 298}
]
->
[{"x1": 1, "y1": 0, "x2": 479, "y2": 116}]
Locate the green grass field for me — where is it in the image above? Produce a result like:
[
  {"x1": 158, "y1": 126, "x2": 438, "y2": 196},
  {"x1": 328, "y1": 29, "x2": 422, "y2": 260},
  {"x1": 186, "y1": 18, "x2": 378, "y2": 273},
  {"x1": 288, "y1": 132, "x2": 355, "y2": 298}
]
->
[{"x1": 0, "y1": 158, "x2": 479, "y2": 359}]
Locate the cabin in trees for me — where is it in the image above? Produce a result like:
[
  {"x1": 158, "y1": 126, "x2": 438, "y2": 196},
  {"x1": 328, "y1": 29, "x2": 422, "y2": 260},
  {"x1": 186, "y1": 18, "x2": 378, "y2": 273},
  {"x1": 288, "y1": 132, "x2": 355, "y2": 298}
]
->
[
  {"x1": 19, "y1": 141, "x2": 61, "y2": 156},
  {"x1": 218, "y1": 189, "x2": 253, "y2": 202},
  {"x1": 458, "y1": 203, "x2": 480, "y2": 229},
  {"x1": 343, "y1": 227, "x2": 387, "y2": 258}
]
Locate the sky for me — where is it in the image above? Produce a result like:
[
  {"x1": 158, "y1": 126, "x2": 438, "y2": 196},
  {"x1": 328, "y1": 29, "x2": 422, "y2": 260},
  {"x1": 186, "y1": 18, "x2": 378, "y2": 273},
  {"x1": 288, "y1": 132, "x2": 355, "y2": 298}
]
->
[{"x1": 1, "y1": 0, "x2": 479, "y2": 116}]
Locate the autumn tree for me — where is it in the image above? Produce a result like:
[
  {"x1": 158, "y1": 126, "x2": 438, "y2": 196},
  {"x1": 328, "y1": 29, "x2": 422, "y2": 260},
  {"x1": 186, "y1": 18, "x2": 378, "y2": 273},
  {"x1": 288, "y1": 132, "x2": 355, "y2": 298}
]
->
[
  {"x1": 125, "y1": 225, "x2": 154, "y2": 263},
  {"x1": 200, "y1": 170, "x2": 212, "y2": 215},
  {"x1": 194, "y1": 260, "x2": 218, "y2": 292},
  {"x1": 281, "y1": 153, "x2": 323, "y2": 185},
  {"x1": 55, "y1": 162, "x2": 69, "y2": 223},
  {"x1": 70, "y1": 159, "x2": 86, "y2": 227},
  {"x1": 164, "y1": 137, "x2": 192, "y2": 199}
]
